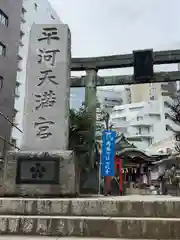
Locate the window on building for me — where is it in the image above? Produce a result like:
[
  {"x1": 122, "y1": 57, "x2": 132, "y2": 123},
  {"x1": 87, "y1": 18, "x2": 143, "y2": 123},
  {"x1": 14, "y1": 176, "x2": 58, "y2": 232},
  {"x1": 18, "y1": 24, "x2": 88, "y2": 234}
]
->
[
  {"x1": 150, "y1": 95, "x2": 155, "y2": 100},
  {"x1": 0, "y1": 42, "x2": 6, "y2": 56},
  {"x1": 137, "y1": 116, "x2": 143, "y2": 121},
  {"x1": 0, "y1": 9, "x2": 8, "y2": 27},
  {"x1": 34, "y1": 3, "x2": 38, "y2": 11},
  {"x1": 121, "y1": 117, "x2": 126, "y2": 121},
  {"x1": 129, "y1": 106, "x2": 143, "y2": 111},
  {"x1": 138, "y1": 128, "x2": 142, "y2": 134}
]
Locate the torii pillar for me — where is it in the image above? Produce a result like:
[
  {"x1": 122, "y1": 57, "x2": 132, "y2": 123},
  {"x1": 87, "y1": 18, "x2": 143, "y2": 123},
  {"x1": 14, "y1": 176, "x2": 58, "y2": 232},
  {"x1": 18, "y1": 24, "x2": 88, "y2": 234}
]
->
[{"x1": 85, "y1": 69, "x2": 97, "y2": 167}]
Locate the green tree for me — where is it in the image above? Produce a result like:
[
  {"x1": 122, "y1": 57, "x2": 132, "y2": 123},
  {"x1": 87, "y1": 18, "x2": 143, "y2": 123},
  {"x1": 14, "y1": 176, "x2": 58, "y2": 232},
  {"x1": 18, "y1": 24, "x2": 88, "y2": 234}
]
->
[
  {"x1": 69, "y1": 105, "x2": 93, "y2": 171},
  {"x1": 69, "y1": 101, "x2": 114, "y2": 169}
]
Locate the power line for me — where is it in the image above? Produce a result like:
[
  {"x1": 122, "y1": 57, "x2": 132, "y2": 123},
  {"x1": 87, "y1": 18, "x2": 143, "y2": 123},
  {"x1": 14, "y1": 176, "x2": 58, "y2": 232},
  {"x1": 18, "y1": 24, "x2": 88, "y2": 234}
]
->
[
  {"x1": 0, "y1": 135, "x2": 20, "y2": 151},
  {"x1": 0, "y1": 111, "x2": 23, "y2": 151},
  {"x1": 0, "y1": 111, "x2": 23, "y2": 133}
]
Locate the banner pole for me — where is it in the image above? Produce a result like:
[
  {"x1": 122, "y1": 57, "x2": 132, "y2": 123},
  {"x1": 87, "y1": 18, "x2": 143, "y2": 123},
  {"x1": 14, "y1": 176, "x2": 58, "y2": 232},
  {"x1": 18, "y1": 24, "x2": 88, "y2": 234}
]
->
[
  {"x1": 98, "y1": 148, "x2": 102, "y2": 195},
  {"x1": 119, "y1": 158, "x2": 123, "y2": 194}
]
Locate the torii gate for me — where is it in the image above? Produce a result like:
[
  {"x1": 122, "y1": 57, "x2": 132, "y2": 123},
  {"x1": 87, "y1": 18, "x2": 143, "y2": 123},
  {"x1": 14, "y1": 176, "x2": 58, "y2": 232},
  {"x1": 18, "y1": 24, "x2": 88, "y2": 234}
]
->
[
  {"x1": 70, "y1": 49, "x2": 180, "y2": 169},
  {"x1": 71, "y1": 49, "x2": 180, "y2": 193}
]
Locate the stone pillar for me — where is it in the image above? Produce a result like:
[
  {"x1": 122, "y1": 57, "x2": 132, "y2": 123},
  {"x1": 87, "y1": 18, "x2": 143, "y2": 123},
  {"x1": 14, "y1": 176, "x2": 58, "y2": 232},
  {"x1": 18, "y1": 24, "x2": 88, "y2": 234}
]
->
[
  {"x1": 1, "y1": 24, "x2": 78, "y2": 197},
  {"x1": 85, "y1": 69, "x2": 97, "y2": 167}
]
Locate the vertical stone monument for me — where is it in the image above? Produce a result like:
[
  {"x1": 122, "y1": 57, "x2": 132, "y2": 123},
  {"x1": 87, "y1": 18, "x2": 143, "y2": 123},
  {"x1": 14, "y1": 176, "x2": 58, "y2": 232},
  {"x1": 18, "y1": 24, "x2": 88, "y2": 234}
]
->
[{"x1": 2, "y1": 24, "x2": 78, "y2": 196}]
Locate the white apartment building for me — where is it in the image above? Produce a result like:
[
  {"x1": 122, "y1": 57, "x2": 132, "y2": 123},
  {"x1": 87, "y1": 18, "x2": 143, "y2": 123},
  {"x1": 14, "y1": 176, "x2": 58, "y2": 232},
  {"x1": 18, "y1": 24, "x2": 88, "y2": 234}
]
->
[
  {"x1": 12, "y1": 0, "x2": 62, "y2": 147},
  {"x1": 95, "y1": 86, "x2": 131, "y2": 136},
  {"x1": 110, "y1": 97, "x2": 178, "y2": 150},
  {"x1": 97, "y1": 86, "x2": 131, "y2": 113}
]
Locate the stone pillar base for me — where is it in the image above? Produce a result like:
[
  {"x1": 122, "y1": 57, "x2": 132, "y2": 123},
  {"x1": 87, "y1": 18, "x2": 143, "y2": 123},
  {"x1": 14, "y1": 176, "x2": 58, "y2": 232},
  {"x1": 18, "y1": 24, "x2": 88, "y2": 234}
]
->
[{"x1": 0, "y1": 150, "x2": 79, "y2": 197}]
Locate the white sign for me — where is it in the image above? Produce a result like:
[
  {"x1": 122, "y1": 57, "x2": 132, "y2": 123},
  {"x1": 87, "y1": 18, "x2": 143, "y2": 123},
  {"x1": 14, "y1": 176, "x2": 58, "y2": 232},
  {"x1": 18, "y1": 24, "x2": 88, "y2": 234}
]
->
[{"x1": 21, "y1": 24, "x2": 71, "y2": 151}]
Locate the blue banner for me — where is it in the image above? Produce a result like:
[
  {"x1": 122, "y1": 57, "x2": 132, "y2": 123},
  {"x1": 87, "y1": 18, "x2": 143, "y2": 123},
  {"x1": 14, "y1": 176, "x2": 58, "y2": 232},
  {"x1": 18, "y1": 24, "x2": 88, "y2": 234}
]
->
[{"x1": 101, "y1": 130, "x2": 116, "y2": 177}]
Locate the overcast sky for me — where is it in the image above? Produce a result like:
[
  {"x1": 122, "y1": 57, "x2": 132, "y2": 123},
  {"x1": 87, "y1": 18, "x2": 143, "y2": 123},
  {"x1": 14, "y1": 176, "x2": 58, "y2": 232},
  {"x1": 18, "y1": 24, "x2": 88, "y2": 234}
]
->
[
  {"x1": 49, "y1": 0, "x2": 180, "y2": 76},
  {"x1": 49, "y1": 0, "x2": 180, "y2": 57},
  {"x1": 49, "y1": 0, "x2": 180, "y2": 107}
]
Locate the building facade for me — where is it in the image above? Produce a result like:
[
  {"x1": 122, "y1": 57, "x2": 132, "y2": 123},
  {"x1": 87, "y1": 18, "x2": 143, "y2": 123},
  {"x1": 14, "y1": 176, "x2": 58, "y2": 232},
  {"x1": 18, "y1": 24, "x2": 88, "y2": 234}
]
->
[
  {"x1": 97, "y1": 87, "x2": 131, "y2": 113},
  {"x1": 110, "y1": 98, "x2": 178, "y2": 150},
  {"x1": 0, "y1": 0, "x2": 22, "y2": 155},
  {"x1": 130, "y1": 82, "x2": 177, "y2": 103},
  {"x1": 130, "y1": 83, "x2": 161, "y2": 103},
  {"x1": 12, "y1": 0, "x2": 62, "y2": 148}
]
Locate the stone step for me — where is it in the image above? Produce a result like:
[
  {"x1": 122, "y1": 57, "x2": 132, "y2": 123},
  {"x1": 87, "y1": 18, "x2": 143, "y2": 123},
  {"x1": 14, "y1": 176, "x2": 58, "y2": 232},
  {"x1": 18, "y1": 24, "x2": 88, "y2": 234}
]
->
[
  {"x1": 0, "y1": 215, "x2": 179, "y2": 239},
  {"x1": 1, "y1": 196, "x2": 180, "y2": 217},
  {"x1": 0, "y1": 238, "x2": 172, "y2": 240},
  {"x1": 0, "y1": 237, "x2": 163, "y2": 240}
]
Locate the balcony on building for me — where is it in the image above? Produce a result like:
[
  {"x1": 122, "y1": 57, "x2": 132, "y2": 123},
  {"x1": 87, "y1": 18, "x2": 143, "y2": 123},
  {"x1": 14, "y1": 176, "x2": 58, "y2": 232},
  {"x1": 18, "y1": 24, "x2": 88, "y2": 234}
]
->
[
  {"x1": 20, "y1": 14, "x2": 26, "y2": 23},
  {"x1": 165, "y1": 112, "x2": 173, "y2": 121},
  {"x1": 20, "y1": 30, "x2": 25, "y2": 39},
  {"x1": 127, "y1": 126, "x2": 153, "y2": 141},
  {"x1": 18, "y1": 54, "x2": 23, "y2": 62},
  {"x1": 17, "y1": 60, "x2": 22, "y2": 71},
  {"x1": 104, "y1": 104, "x2": 117, "y2": 111},
  {"x1": 130, "y1": 116, "x2": 153, "y2": 128},
  {"x1": 126, "y1": 136, "x2": 142, "y2": 142},
  {"x1": 13, "y1": 108, "x2": 18, "y2": 117},
  {"x1": 165, "y1": 112, "x2": 180, "y2": 131},
  {"x1": 12, "y1": 108, "x2": 18, "y2": 124},
  {"x1": 12, "y1": 118, "x2": 18, "y2": 127},
  {"x1": 15, "y1": 81, "x2": 20, "y2": 98},
  {"x1": 165, "y1": 124, "x2": 176, "y2": 133},
  {"x1": 20, "y1": 19, "x2": 26, "y2": 33},
  {"x1": 127, "y1": 134, "x2": 153, "y2": 141},
  {"x1": 112, "y1": 126, "x2": 127, "y2": 135},
  {"x1": 19, "y1": 39, "x2": 24, "y2": 47},
  {"x1": 164, "y1": 100, "x2": 174, "y2": 110},
  {"x1": 111, "y1": 116, "x2": 127, "y2": 128},
  {"x1": 161, "y1": 82, "x2": 177, "y2": 99},
  {"x1": 111, "y1": 121, "x2": 127, "y2": 129},
  {"x1": 148, "y1": 113, "x2": 161, "y2": 119},
  {"x1": 104, "y1": 97, "x2": 123, "y2": 105},
  {"x1": 130, "y1": 122, "x2": 153, "y2": 128},
  {"x1": 20, "y1": 6, "x2": 26, "y2": 23},
  {"x1": 22, "y1": 6, "x2": 27, "y2": 14},
  {"x1": 165, "y1": 118, "x2": 179, "y2": 133}
]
